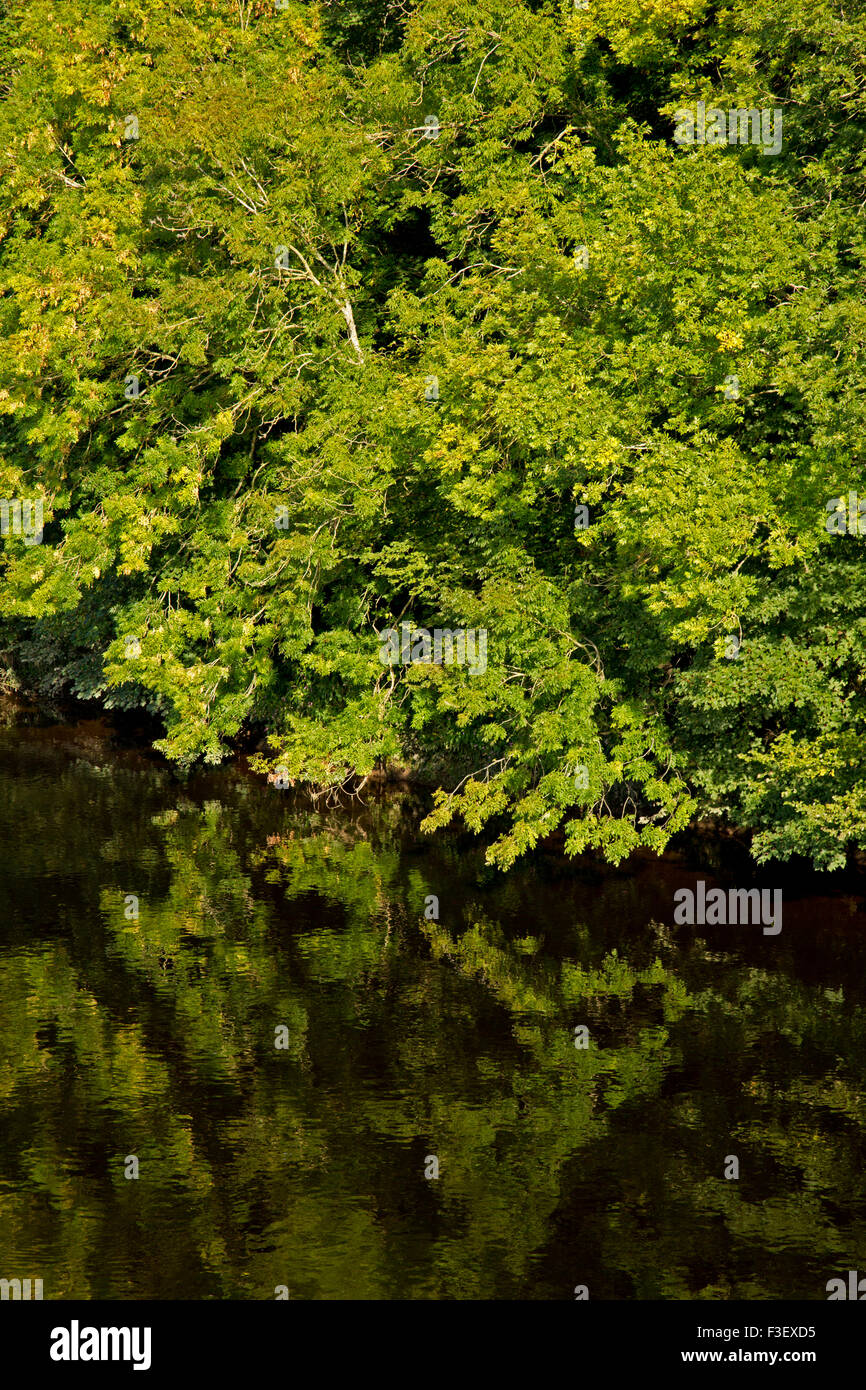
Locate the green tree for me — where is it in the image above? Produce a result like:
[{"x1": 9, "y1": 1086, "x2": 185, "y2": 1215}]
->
[{"x1": 2, "y1": 0, "x2": 865, "y2": 871}]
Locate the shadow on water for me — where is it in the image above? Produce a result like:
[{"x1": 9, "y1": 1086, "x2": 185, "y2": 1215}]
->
[{"x1": 1, "y1": 713, "x2": 865, "y2": 1299}]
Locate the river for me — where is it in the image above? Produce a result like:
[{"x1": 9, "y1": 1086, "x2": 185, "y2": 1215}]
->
[{"x1": 1, "y1": 715, "x2": 864, "y2": 1299}]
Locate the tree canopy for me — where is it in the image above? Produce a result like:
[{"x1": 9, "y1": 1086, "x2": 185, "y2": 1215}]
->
[{"x1": 2, "y1": 0, "x2": 865, "y2": 871}]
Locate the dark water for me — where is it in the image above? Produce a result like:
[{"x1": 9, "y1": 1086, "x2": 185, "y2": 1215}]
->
[{"x1": 1, "y1": 718, "x2": 866, "y2": 1300}]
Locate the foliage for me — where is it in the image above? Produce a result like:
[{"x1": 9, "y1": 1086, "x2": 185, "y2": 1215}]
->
[{"x1": 2, "y1": 0, "x2": 866, "y2": 870}]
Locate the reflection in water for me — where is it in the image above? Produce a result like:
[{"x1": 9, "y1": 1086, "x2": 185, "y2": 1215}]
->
[{"x1": 1, "y1": 719, "x2": 865, "y2": 1299}]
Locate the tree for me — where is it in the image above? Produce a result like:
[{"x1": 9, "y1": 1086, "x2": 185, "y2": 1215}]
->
[{"x1": 2, "y1": 0, "x2": 865, "y2": 871}]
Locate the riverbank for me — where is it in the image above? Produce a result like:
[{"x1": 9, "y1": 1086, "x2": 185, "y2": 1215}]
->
[{"x1": 3, "y1": 693, "x2": 866, "y2": 912}]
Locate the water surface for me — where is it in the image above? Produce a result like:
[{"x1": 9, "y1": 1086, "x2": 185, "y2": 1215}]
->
[{"x1": 1, "y1": 718, "x2": 865, "y2": 1299}]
